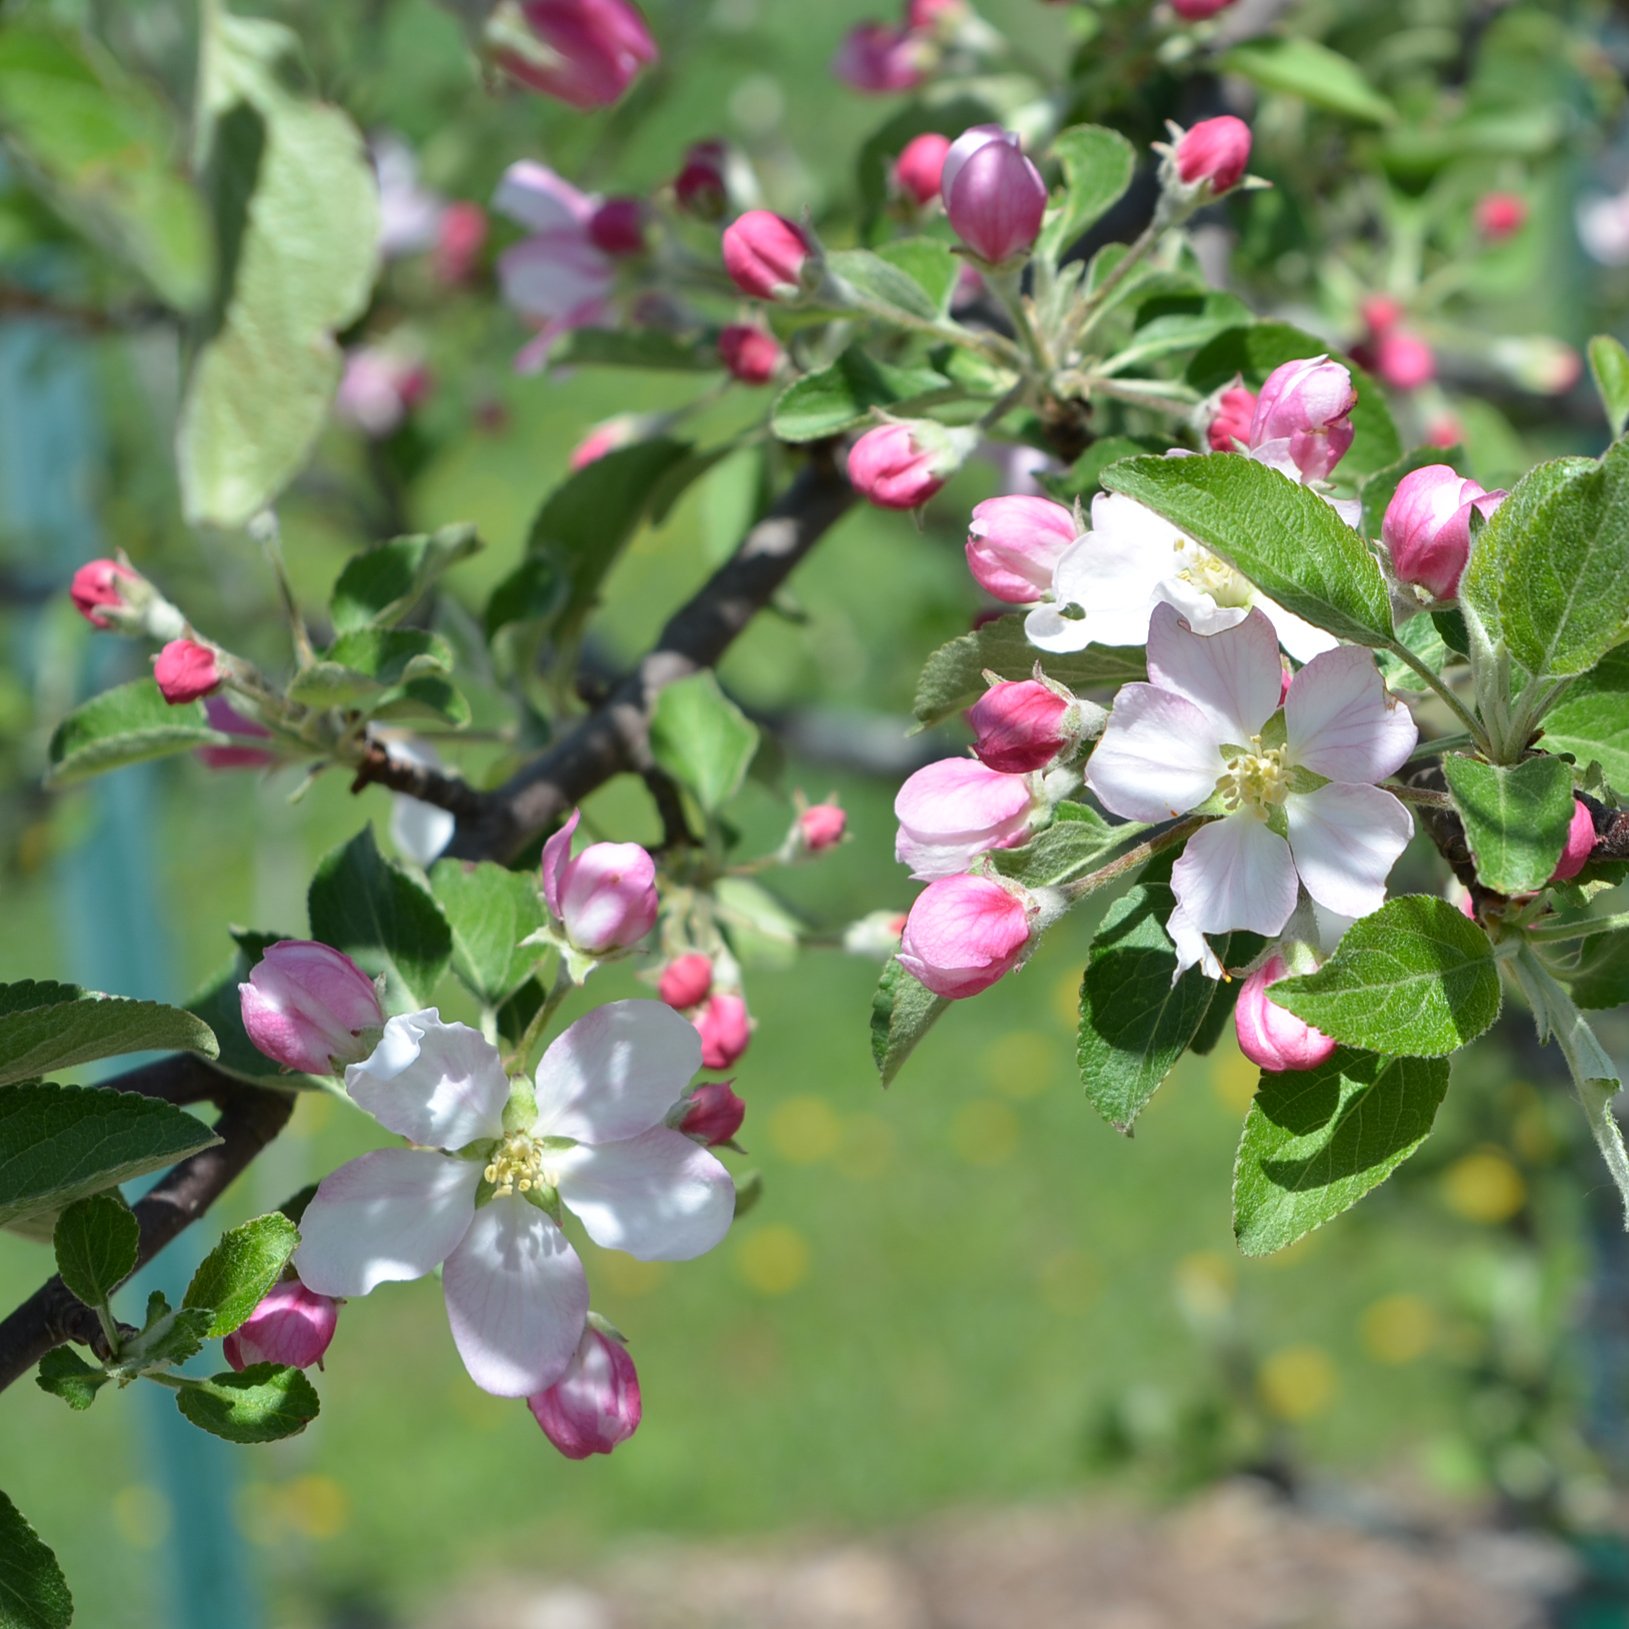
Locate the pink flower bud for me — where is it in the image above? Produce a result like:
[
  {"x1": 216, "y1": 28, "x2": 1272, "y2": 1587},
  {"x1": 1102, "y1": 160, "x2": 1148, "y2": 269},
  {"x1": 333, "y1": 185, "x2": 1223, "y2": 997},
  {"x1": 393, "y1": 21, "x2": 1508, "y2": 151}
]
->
[
  {"x1": 1171, "y1": 0, "x2": 1236, "y2": 15},
  {"x1": 680, "y1": 1078, "x2": 746, "y2": 1145},
  {"x1": 832, "y1": 23, "x2": 925, "y2": 93},
  {"x1": 894, "y1": 756, "x2": 1038, "y2": 879},
  {"x1": 967, "y1": 680, "x2": 1073, "y2": 774},
  {"x1": 848, "y1": 422, "x2": 958, "y2": 510},
  {"x1": 1373, "y1": 329, "x2": 1435, "y2": 391},
  {"x1": 1551, "y1": 799, "x2": 1596, "y2": 883},
  {"x1": 503, "y1": 0, "x2": 658, "y2": 109},
  {"x1": 1206, "y1": 384, "x2": 1258, "y2": 452},
  {"x1": 658, "y1": 953, "x2": 714, "y2": 1010},
  {"x1": 1381, "y1": 463, "x2": 1506, "y2": 601},
  {"x1": 907, "y1": 0, "x2": 963, "y2": 26},
  {"x1": 335, "y1": 347, "x2": 429, "y2": 437},
  {"x1": 1248, "y1": 355, "x2": 1357, "y2": 483},
  {"x1": 965, "y1": 495, "x2": 1079, "y2": 603},
  {"x1": 569, "y1": 414, "x2": 644, "y2": 470},
  {"x1": 541, "y1": 809, "x2": 659, "y2": 954},
  {"x1": 1174, "y1": 116, "x2": 1252, "y2": 193},
  {"x1": 433, "y1": 201, "x2": 489, "y2": 285},
  {"x1": 674, "y1": 141, "x2": 728, "y2": 218},
  {"x1": 1426, "y1": 415, "x2": 1462, "y2": 449},
  {"x1": 223, "y1": 1280, "x2": 339, "y2": 1372},
  {"x1": 894, "y1": 132, "x2": 951, "y2": 206},
  {"x1": 153, "y1": 639, "x2": 222, "y2": 705},
  {"x1": 1475, "y1": 191, "x2": 1527, "y2": 242},
  {"x1": 718, "y1": 323, "x2": 783, "y2": 386},
  {"x1": 1236, "y1": 955, "x2": 1337, "y2": 1073},
  {"x1": 941, "y1": 126, "x2": 1047, "y2": 264},
  {"x1": 240, "y1": 940, "x2": 384, "y2": 1074},
  {"x1": 694, "y1": 992, "x2": 752, "y2": 1071},
  {"x1": 722, "y1": 211, "x2": 815, "y2": 301},
  {"x1": 798, "y1": 802, "x2": 847, "y2": 851},
  {"x1": 587, "y1": 196, "x2": 647, "y2": 256},
  {"x1": 898, "y1": 874, "x2": 1034, "y2": 999},
  {"x1": 197, "y1": 695, "x2": 277, "y2": 771},
  {"x1": 70, "y1": 559, "x2": 138, "y2": 628},
  {"x1": 528, "y1": 1326, "x2": 642, "y2": 1460},
  {"x1": 1359, "y1": 294, "x2": 1402, "y2": 334}
]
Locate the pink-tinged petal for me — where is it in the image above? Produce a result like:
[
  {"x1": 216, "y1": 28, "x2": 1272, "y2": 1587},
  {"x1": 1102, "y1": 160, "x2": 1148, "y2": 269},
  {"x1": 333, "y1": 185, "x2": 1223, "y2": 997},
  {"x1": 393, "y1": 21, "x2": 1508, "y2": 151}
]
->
[
  {"x1": 1284, "y1": 647, "x2": 1418, "y2": 783},
  {"x1": 497, "y1": 237, "x2": 613, "y2": 323},
  {"x1": 1166, "y1": 899, "x2": 1223, "y2": 980},
  {"x1": 1171, "y1": 814, "x2": 1298, "y2": 937},
  {"x1": 554, "y1": 1127, "x2": 735, "y2": 1261},
  {"x1": 533, "y1": 999, "x2": 701, "y2": 1142},
  {"x1": 1285, "y1": 783, "x2": 1414, "y2": 919},
  {"x1": 345, "y1": 1011, "x2": 509, "y2": 1148},
  {"x1": 1145, "y1": 602, "x2": 1281, "y2": 744},
  {"x1": 540, "y1": 808, "x2": 581, "y2": 920},
  {"x1": 1254, "y1": 594, "x2": 1339, "y2": 663},
  {"x1": 442, "y1": 1198, "x2": 589, "y2": 1397},
  {"x1": 292, "y1": 1150, "x2": 479, "y2": 1297},
  {"x1": 1085, "y1": 684, "x2": 1225, "y2": 823},
  {"x1": 493, "y1": 161, "x2": 596, "y2": 232}
]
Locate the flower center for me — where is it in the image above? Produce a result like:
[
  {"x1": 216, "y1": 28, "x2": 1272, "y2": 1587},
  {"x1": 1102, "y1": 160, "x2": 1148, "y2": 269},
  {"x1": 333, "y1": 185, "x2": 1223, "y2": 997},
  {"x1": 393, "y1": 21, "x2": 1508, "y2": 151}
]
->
[
  {"x1": 484, "y1": 1132, "x2": 547, "y2": 1199},
  {"x1": 1173, "y1": 537, "x2": 1253, "y2": 609},
  {"x1": 1217, "y1": 735, "x2": 1289, "y2": 818}
]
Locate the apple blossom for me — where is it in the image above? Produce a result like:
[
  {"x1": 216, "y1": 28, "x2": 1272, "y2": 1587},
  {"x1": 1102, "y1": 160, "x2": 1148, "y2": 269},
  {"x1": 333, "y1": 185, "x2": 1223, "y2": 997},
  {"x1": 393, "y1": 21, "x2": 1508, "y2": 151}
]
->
[
  {"x1": 385, "y1": 740, "x2": 458, "y2": 866},
  {"x1": 1087, "y1": 604, "x2": 1417, "y2": 974},
  {"x1": 894, "y1": 756, "x2": 1042, "y2": 880},
  {"x1": 941, "y1": 126, "x2": 1047, "y2": 264},
  {"x1": 1373, "y1": 329, "x2": 1436, "y2": 391},
  {"x1": 293, "y1": 1001, "x2": 733, "y2": 1397},
  {"x1": 70, "y1": 559, "x2": 138, "y2": 628},
  {"x1": 240, "y1": 940, "x2": 384, "y2": 1075},
  {"x1": 1172, "y1": 0, "x2": 1237, "y2": 16},
  {"x1": 674, "y1": 140, "x2": 728, "y2": 218},
  {"x1": 798, "y1": 802, "x2": 847, "y2": 851},
  {"x1": 196, "y1": 696, "x2": 277, "y2": 771},
  {"x1": 722, "y1": 211, "x2": 816, "y2": 300},
  {"x1": 898, "y1": 874, "x2": 1036, "y2": 998},
  {"x1": 967, "y1": 680, "x2": 1075, "y2": 774},
  {"x1": 1172, "y1": 116, "x2": 1252, "y2": 194},
  {"x1": 966, "y1": 495, "x2": 1079, "y2": 603},
  {"x1": 153, "y1": 639, "x2": 221, "y2": 705},
  {"x1": 335, "y1": 344, "x2": 430, "y2": 436},
  {"x1": 372, "y1": 133, "x2": 443, "y2": 259},
  {"x1": 1381, "y1": 464, "x2": 1507, "y2": 602},
  {"x1": 498, "y1": 0, "x2": 657, "y2": 109},
  {"x1": 586, "y1": 197, "x2": 648, "y2": 256},
  {"x1": 718, "y1": 323, "x2": 784, "y2": 386},
  {"x1": 658, "y1": 953, "x2": 713, "y2": 1010},
  {"x1": 848, "y1": 421, "x2": 970, "y2": 510},
  {"x1": 542, "y1": 808, "x2": 659, "y2": 955},
  {"x1": 679, "y1": 1079, "x2": 746, "y2": 1146},
  {"x1": 1248, "y1": 356, "x2": 1357, "y2": 484},
  {"x1": 223, "y1": 1281, "x2": 340, "y2": 1372},
  {"x1": 528, "y1": 1325, "x2": 642, "y2": 1459},
  {"x1": 1235, "y1": 955, "x2": 1337, "y2": 1073},
  {"x1": 694, "y1": 992, "x2": 752, "y2": 1071},
  {"x1": 895, "y1": 132, "x2": 951, "y2": 205},
  {"x1": 832, "y1": 22, "x2": 925, "y2": 92},
  {"x1": 433, "y1": 201, "x2": 488, "y2": 285},
  {"x1": 1552, "y1": 800, "x2": 1596, "y2": 883},
  {"x1": 1475, "y1": 192, "x2": 1527, "y2": 241},
  {"x1": 1207, "y1": 384, "x2": 1258, "y2": 452}
]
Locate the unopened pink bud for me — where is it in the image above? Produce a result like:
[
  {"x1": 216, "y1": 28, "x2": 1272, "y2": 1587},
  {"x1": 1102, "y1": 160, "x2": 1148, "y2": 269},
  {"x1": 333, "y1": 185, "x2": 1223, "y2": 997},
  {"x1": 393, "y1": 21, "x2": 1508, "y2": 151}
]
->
[
  {"x1": 1426, "y1": 415, "x2": 1462, "y2": 449},
  {"x1": 658, "y1": 952, "x2": 714, "y2": 1010},
  {"x1": 1475, "y1": 192, "x2": 1527, "y2": 242},
  {"x1": 894, "y1": 132, "x2": 951, "y2": 206},
  {"x1": 503, "y1": 0, "x2": 657, "y2": 109},
  {"x1": 1551, "y1": 799, "x2": 1596, "y2": 883},
  {"x1": 722, "y1": 211, "x2": 815, "y2": 300},
  {"x1": 1249, "y1": 355, "x2": 1357, "y2": 482},
  {"x1": 1359, "y1": 294, "x2": 1403, "y2": 335},
  {"x1": 1171, "y1": 0, "x2": 1236, "y2": 15},
  {"x1": 965, "y1": 495, "x2": 1078, "y2": 603},
  {"x1": 718, "y1": 323, "x2": 783, "y2": 386},
  {"x1": 240, "y1": 940, "x2": 384, "y2": 1074},
  {"x1": 1373, "y1": 329, "x2": 1435, "y2": 391},
  {"x1": 1174, "y1": 115, "x2": 1251, "y2": 193},
  {"x1": 70, "y1": 559, "x2": 138, "y2": 628},
  {"x1": 680, "y1": 1078, "x2": 746, "y2": 1145},
  {"x1": 1381, "y1": 463, "x2": 1506, "y2": 601},
  {"x1": 541, "y1": 809, "x2": 658, "y2": 954},
  {"x1": 154, "y1": 639, "x2": 222, "y2": 704},
  {"x1": 894, "y1": 756, "x2": 1038, "y2": 879},
  {"x1": 848, "y1": 422, "x2": 956, "y2": 510},
  {"x1": 941, "y1": 126, "x2": 1047, "y2": 264},
  {"x1": 898, "y1": 873, "x2": 1034, "y2": 999},
  {"x1": 832, "y1": 22, "x2": 924, "y2": 93},
  {"x1": 1207, "y1": 384, "x2": 1258, "y2": 452},
  {"x1": 197, "y1": 695, "x2": 277, "y2": 771},
  {"x1": 433, "y1": 201, "x2": 489, "y2": 285},
  {"x1": 528, "y1": 1326, "x2": 641, "y2": 1459},
  {"x1": 694, "y1": 992, "x2": 752, "y2": 1071},
  {"x1": 674, "y1": 141, "x2": 728, "y2": 218},
  {"x1": 798, "y1": 802, "x2": 847, "y2": 851},
  {"x1": 587, "y1": 196, "x2": 647, "y2": 256},
  {"x1": 1236, "y1": 955, "x2": 1337, "y2": 1073},
  {"x1": 967, "y1": 680, "x2": 1073, "y2": 774},
  {"x1": 223, "y1": 1280, "x2": 339, "y2": 1371},
  {"x1": 907, "y1": 0, "x2": 963, "y2": 26}
]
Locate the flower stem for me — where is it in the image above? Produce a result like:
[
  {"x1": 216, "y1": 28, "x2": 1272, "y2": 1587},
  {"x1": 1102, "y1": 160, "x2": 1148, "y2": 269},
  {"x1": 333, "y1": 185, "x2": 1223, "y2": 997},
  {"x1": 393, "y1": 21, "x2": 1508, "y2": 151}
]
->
[
  {"x1": 1386, "y1": 783, "x2": 1457, "y2": 812},
  {"x1": 510, "y1": 961, "x2": 575, "y2": 1076},
  {"x1": 1067, "y1": 220, "x2": 1161, "y2": 354},
  {"x1": 1528, "y1": 909, "x2": 1629, "y2": 945},
  {"x1": 1383, "y1": 637, "x2": 1490, "y2": 754},
  {"x1": 247, "y1": 510, "x2": 315, "y2": 669},
  {"x1": 1059, "y1": 814, "x2": 1209, "y2": 903}
]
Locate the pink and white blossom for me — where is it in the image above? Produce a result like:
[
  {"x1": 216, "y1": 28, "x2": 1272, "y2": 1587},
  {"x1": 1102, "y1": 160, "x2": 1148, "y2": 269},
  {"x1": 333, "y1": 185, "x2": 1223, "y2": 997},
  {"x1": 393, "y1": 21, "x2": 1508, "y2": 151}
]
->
[
  {"x1": 894, "y1": 132, "x2": 951, "y2": 205},
  {"x1": 1381, "y1": 464, "x2": 1506, "y2": 602},
  {"x1": 722, "y1": 211, "x2": 816, "y2": 300},
  {"x1": 967, "y1": 679, "x2": 1075, "y2": 774},
  {"x1": 894, "y1": 757, "x2": 1041, "y2": 880},
  {"x1": 679, "y1": 1079, "x2": 746, "y2": 1146},
  {"x1": 1552, "y1": 799, "x2": 1596, "y2": 882},
  {"x1": 498, "y1": 0, "x2": 657, "y2": 109},
  {"x1": 832, "y1": 22, "x2": 926, "y2": 92},
  {"x1": 1248, "y1": 356, "x2": 1356, "y2": 484},
  {"x1": 694, "y1": 992, "x2": 752, "y2": 1070},
  {"x1": 542, "y1": 809, "x2": 658, "y2": 955},
  {"x1": 1235, "y1": 954, "x2": 1337, "y2": 1073},
  {"x1": 658, "y1": 953, "x2": 713, "y2": 1011},
  {"x1": 223, "y1": 1280, "x2": 339, "y2": 1372},
  {"x1": 898, "y1": 873, "x2": 1036, "y2": 998},
  {"x1": 941, "y1": 126, "x2": 1047, "y2": 264},
  {"x1": 797, "y1": 802, "x2": 847, "y2": 851},
  {"x1": 240, "y1": 940, "x2": 384, "y2": 1075},
  {"x1": 1172, "y1": 116, "x2": 1252, "y2": 194},
  {"x1": 528, "y1": 1325, "x2": 642, "y2": 1459},
  {"x1": 966, "y1": 495, "x2": 1079, "y2": 603}
]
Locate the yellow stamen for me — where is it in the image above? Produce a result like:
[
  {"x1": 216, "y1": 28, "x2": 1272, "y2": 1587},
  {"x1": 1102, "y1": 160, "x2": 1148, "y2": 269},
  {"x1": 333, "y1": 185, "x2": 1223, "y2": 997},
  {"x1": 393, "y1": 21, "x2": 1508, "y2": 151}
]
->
[{"x1": 1216, "y1": 734, "x2": 1289, "y2": 818}]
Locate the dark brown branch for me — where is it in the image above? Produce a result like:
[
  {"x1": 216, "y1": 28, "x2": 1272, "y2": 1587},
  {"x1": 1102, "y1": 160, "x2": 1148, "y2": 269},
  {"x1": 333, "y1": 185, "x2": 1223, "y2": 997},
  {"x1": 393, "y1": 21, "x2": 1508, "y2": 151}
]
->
[{"x1": 349, "y1": 738, "x2": 489, "y2": 819}]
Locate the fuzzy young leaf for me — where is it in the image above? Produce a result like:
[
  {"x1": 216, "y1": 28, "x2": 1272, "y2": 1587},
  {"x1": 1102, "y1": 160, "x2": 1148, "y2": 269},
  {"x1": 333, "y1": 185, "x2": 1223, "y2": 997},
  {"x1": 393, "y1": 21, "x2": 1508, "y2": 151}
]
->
[
  {"x1": 45, "y1": 679, "x2": 227, "y2": 789},
  {"x1": 1558, "y1": 930, "x2": 1629, "y2": 1011},
  {"x1": 648, "y1": 672, "x2": 759, "y2": 815},
  {"x1": 1270, "y1": 896, "x2": 1500, "y2": 1057},
  {"x1": 53, "y1": 1193, "x2": 139, "y2": 1309},
  {"x1": 123, "y1": 1296, "x2": 213, "y2": 1370},
  {"x1": 991, "y1": 810, "x2": 1126, "y2": 889},
  {"x1": 1219, "y1": 37, "x2": 1395, "y2": 125},
  {"x1": 1035, "y1": 124, "x2": 1136, "y2": 263},
  {"x1": 549, "y1": 328, "x2": 715, "y2": 371},
  {"x1": 1101, "y1": 454, "x2": 1395, "y2": 647},
  {"x1": 183, "y1": 1213, "x2": 298, "y2": 1338},
  {"x1": 874, "y1": 237, "x2": 959, "y2": 315},
  {"x1": 329, "y1": 525, "x2": 482, "y2": 634},
  {"x1": 0, "y1": 1490, "x2": 73, "y2": 1629},
  {"x1": 1588, "y1": 335, "x2": 1629, "y2": 439},
  {"x1": 714, "y1": 877, "x2": 806, "y2": 971},
  {"x1": 1443, "y1": 753, "x2": 1575, "y2": 894},
  {"x1": 871, "y1": 958, "x2": 949, "y2": 1087},
  {"x1": 174, "y1": 1363, "x2": 320, "y2": 1443},
  {"x1": 1233, "y1": 1050, "x2": 1449, "y2": 1256},
  {"x1": 0, "y1": 982, "x2": 218, "y2": 1088},
  {"x1": 826, "y1": 247, "x2": 947, "y2": 324},
  {"x1": 429, "y1": 860, "x2": 546, "y2": 1005},
  {"x1": 1542, "y1": 647, "x2": 1629, "y2": 795},
  {"x1": 35, "y1": 1348, "x2": 108, "y2": 1412},
  {"x1": 771, "y1": 345, "x2": 952, "y2": 444}
]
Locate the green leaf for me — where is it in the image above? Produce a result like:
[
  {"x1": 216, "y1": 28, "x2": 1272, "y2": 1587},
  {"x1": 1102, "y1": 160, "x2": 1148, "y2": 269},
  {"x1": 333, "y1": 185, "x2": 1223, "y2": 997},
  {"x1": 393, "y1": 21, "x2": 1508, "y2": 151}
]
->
[
  {"x1": 873, "y1": 238, "x2": 960, "y2": 316},
  {"x1": 648, "y1": 672, "x2": 759, "y2": 815},
  {"x1": 991, "y1": 808, "x2": 1127, "y2": 889},
  {"x1": 1442, "y1": 753, "x2": 1575, "y2": 894},
  {"x1": 329, "y1": 524, "x2": 482, "y2": 634},
  {"x1": 1271, "y1": 896, "x2": 1501, "y2": 1057},
  {"x1": 871, "y1": 959, "x2": 949, "y2": 1087},
  {"x1": 1035, "y1": 123, "x2": 1137, "y2": 263},
  {"x1": 714, "y1": 877, "x2": 806, "y2": 971},
  {"x1": 35, "y1": 1348, "x2": 108, "y2": 1412},
  {"x1": 548, "y1": 328, "x2": 714, "y2": 371},
  {"x1": 307, "y1": 826, "x2": 452, "y2": 1007},
  {"x1": 45, "y1": 679, "x2": 227, "y2": 789},
  {"x1": 183, "y1": 1213, "x2": 298, "y2": 1337},
  {"x1": 0, "y1": 21, "x2": 211, "y2": 309},
  {"x1": 1559, "y1": 930, "x2": 1629, "y2": 1011},
  {"x1": 177, "y1": 1, "x2": 379, "y2": 528},
  {"x1": 912, "y1": 613, "x2": 1144, "y2": 731},
  {"x1": 826, "y1": 246, "x2": 946, "y2": 325},
  {"x1": 0, "y1": 1083, "x2": 219, "y2": 1227},
  {"x1": 122, "y1": 1293, "x2": 213, "y2": 1370},
  {"x1": 1101, "y1": 292, "x2": 1254, "y2": 375},
  {"x1": 0, "y1": 982, "x2": 218, "y2": 1089},
  {"x1": 1588, "y1": 335, "x2": 1629, "y2": 440},
  {"x1": 1232, "y1": 1050, "x2": 1449, "y2": 1256},
  {"x1": 0, "y1": 1489, "x2": 72, "y2": 1629},
  {"x1": 286, "y1": 628, "x2": 453, "y2": 708},
  {"x1": 53, "y1": 1193, "x2": 138, "y2": 1308},
  {"x1": 1220, "y1": 37, "x2": 1396, "y2": 125},
  {"x1": 771, "y1": 345, "x2": 953, "y2": 444},
  {"x1": 429, "y1": 860, "x2": 546, "y2": 1005},
  {"x1": 1377, "y1": 607, "x2": 1452, "y2": 694},
  {"x1": 174, "y1": 1362, "x2": 320, "y2": 1444},
  {"x1": 1542, "y1": 647, "x2": 1629, "y2": 795},
  {"x1": 1039, "y1": 435, "x2": 1166, "y2": 504},
  {"x1": 1101, "y1": 454, "x2": 1395, "y2": 647},
  {"x1": 1077, "y1": 881, "x2": 1226, "y2": 1133}
]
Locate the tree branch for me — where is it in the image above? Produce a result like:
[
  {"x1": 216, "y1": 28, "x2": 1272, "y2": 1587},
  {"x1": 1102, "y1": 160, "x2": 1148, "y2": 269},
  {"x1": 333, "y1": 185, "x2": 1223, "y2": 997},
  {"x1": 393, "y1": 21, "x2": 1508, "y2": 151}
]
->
[{"x1": 348, "y1": 738, "x2": 489, "y2": 819}]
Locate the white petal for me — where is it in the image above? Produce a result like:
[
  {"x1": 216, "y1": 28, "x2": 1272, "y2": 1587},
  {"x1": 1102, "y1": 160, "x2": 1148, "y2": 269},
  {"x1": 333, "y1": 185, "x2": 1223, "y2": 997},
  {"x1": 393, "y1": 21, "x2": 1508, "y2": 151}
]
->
[
  {"x1": 391, "y1": 794, "x2": 456, "y2": 868},
  {"x1": 1023, "y1": 602, "x2": 1095, "y2": 653},
  {"x1": 1085, "y1": 684, "x2": 1224, "y2": 823},
  {"x1": 1166, "y1": 899, "x2": 1223, "y2": 981},
  {"x1": 1255, "y1": 594, "x2": 1339, "y2": 663},
  {"x1": 497, "y1": 237, "x2": 612, "y2": 324},
  {"x1": 346, "y1": 1011, "x2": 509, "y2": 1148},
  {"x1": 1145, "y1": 603, "x2": 1281, "y2": 744},
  {"x1": 533, "y1": 999, "x2": 702, "y2": 1142},
  {"x1": 1155, "y1": 576, "x2": 1252, "y2": 638},
  {"x1": 292, "y1": 1150, "x2": 479, "y2": 1297},
  {"x1": 442, "y1": 1198, "x2": 589, "y2": 1397},
  {"x1": 1286, "y1": 783, "x2": 1414, "y2": 919},
  {"x1": 492, "y1": 161, "x2": 595, "y2": 233},
  {"x1": 1171, "y1": 814, "x2": 1298, "y2": 937},
  {"x1": 555, "y1": 1127, "x2": 735, "y2": 1261},
  {"x1": 1285, "y1": 646, "x2": 1418, "y2": 783}
]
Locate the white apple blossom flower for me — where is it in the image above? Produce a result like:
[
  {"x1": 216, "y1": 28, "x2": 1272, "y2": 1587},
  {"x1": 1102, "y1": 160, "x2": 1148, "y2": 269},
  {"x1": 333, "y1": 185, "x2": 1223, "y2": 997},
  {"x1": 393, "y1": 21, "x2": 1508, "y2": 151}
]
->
[
  {"x1": 1087, "y1": 603, "x2": 1417, "y2": 977},
  {"x1": 385, "y1": 739, "x2": 457, "y2": 866},
  {"x1": 293, "y1": 1001, "x2": 734, "y2": 1396}
]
